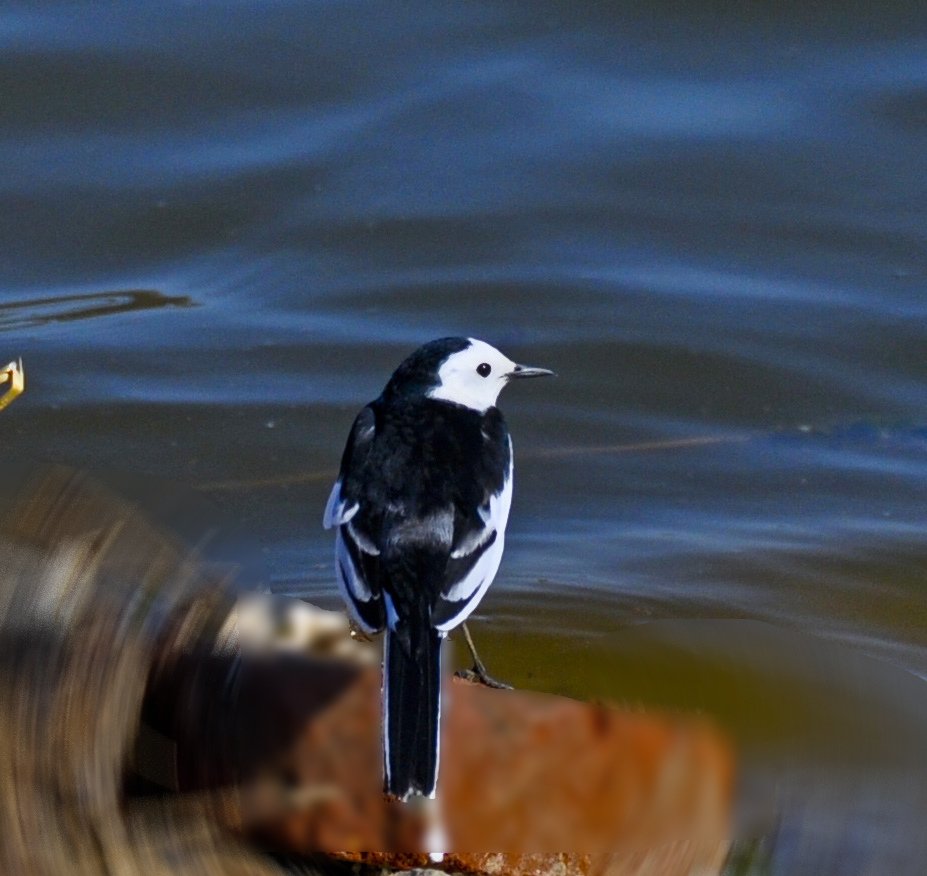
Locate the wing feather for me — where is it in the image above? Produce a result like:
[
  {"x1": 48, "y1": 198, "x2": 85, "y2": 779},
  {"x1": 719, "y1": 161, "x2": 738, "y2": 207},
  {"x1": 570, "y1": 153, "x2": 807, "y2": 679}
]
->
[
  {"x1": 324, "y1": 406, "x2": 385, "y2": 632},
  {"x1": 323, "y1": 407, "x2": 375, "y2": 529},
  {"x1": 433, "y1": 441, "x2": 513, "y2": 630}
]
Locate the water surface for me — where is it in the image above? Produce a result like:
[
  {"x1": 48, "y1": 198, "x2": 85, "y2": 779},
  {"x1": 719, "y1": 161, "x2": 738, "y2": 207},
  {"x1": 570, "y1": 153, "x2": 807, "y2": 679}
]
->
[{"x1": 2, "y1": 2, "x2": 926, "y2": 871}]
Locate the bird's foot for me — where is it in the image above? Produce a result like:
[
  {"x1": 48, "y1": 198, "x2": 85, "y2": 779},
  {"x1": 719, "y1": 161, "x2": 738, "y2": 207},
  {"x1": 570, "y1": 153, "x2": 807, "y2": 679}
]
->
[
  {"x1": 455, "y1": 666, "x2": 513, "y2": 690},
  {"x1": 457, "y1": 621, "x2": 514, "y2": 689}
]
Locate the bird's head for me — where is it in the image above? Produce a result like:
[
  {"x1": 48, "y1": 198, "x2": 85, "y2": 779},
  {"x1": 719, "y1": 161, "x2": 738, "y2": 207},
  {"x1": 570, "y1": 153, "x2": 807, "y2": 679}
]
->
[{"x1": 384, "y1": 337, "x2": 554, "y2": 412}]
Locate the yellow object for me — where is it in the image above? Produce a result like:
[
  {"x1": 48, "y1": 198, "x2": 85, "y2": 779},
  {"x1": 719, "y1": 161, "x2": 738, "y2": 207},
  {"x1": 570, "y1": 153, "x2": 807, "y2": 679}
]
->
[{"x1": 0, "y1": 358, "x2": 24, "y2": 412}]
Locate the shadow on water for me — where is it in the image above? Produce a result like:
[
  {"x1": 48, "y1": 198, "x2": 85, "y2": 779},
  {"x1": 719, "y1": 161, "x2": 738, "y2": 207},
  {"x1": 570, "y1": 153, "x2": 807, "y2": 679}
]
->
[{"x1": 0, "y1": 289, "x2": 193, "y2": 332}]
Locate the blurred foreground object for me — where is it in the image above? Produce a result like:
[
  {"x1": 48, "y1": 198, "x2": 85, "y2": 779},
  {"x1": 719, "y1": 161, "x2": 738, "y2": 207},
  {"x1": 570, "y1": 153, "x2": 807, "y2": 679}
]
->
[
  {"x1": 0, "y1": 462, "x2": 734, "y2": 876},
  {"x1": 230, "y1": 591, "x2": 377, "y2": 663},
  {"x1": 0, "y1": 357, "x2": 24, "y2": 412},
  {"x1": 154, "y1": 633, "x2": 735, "y2": 872},
  {"x1": 0, "y1": 463, "x2": 283, "y2": 876},
  {"x1": 247, "y1": 670, "x2": 735, "y2": 873}
]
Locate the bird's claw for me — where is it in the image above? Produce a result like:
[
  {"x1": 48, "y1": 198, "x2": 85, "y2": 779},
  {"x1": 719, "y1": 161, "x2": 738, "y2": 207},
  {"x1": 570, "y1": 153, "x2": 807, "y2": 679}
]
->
[
  {"x1": 455, "y1": 667, "x2": 514, "y2": 690},
  {"x1": 457, "y1": 621, "x2": 513, "y2": 689}
]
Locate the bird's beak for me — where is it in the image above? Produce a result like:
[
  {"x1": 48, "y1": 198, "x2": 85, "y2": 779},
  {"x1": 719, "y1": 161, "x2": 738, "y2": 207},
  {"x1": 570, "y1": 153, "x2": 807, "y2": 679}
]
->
[{"x1": 507, "y1": 363, "x2": 556, "y2": 380}]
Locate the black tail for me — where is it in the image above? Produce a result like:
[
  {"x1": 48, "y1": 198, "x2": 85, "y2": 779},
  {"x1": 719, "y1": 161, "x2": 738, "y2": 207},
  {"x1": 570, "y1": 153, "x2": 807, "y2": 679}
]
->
[{"x1": 383, "y1": 621, "x2": 442, "y2": 799}]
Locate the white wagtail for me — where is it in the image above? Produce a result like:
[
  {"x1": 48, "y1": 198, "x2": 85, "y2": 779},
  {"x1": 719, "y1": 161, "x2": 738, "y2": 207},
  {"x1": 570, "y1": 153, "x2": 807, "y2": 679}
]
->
[{"x1": 323, "y1": 337, "x2": 554, "y2": 801}]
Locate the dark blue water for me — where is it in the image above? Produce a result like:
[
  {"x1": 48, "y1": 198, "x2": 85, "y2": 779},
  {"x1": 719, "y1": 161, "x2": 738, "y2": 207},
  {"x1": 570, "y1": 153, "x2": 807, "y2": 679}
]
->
[{"x1": 2, "y1": 2, "x2": 927, "y2": 871}]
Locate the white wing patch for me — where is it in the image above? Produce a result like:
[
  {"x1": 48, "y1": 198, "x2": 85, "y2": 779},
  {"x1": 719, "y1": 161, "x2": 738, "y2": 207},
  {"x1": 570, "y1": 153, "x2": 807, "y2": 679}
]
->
[
  {"x1": 323, "y1": 479, "x2": 359, "y2": 529},
  {"x1": 450, "y1": 503, "x2": 495, "y2": 559},
  {"x1": 436, "y1": 440, "x2": 514, "y2": 631},
  {"x1": 347, "y1": 519, "x2": 380, "y2": 556},
  {"x1": 335, "y1": 529, "x2": 378, "y2": 632}
]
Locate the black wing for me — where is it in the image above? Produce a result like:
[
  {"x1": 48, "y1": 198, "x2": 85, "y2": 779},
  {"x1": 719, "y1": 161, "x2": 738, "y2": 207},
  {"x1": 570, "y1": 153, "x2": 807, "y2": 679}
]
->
[
  {"x1": 323, "y1": 406, "x2": 385, "y2": 632},
  {"x1": 431, "y1": 416, "x2": 513, "y2": 631}
]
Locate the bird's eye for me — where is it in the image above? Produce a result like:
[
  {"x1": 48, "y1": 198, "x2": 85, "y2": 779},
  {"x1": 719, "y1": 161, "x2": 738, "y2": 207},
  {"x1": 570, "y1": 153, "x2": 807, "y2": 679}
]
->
[{"x1": 477, "y1": 363, "x2": 492, "y2": 377}]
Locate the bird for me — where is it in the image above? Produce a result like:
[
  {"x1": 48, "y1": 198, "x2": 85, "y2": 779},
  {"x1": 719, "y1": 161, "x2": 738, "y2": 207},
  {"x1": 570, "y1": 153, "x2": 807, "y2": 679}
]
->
[{"x1": 323, "y1": 337, "x2": 554, "y2": 801}]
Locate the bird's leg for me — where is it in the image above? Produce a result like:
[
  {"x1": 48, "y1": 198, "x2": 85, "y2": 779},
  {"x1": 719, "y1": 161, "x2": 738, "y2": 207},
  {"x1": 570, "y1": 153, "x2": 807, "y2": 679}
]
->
[
  {"x1": 455, "y1": 622, "x2": 513, "y2": 690},
  {"x1": 0, "y1": 359, "x2": 24, "y2": 413}
]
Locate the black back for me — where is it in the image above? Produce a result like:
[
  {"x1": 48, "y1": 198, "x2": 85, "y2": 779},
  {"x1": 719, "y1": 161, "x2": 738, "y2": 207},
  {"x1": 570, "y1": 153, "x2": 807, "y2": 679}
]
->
[{"x1": 336, "y1": 398, "x2": 510, "y2": 624}]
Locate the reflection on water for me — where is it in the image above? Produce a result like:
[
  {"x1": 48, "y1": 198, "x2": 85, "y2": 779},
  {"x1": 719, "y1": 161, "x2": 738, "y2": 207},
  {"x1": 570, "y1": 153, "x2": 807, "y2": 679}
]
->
[{"x1": 0, "y1": 289, "x2": 192, "y2": 331}]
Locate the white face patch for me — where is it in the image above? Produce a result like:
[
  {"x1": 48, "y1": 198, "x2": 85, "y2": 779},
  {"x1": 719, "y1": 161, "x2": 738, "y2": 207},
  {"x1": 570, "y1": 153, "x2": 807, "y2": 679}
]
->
[{"x1": 426, "y1": 339, "x2": 517, "y2": 412}]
